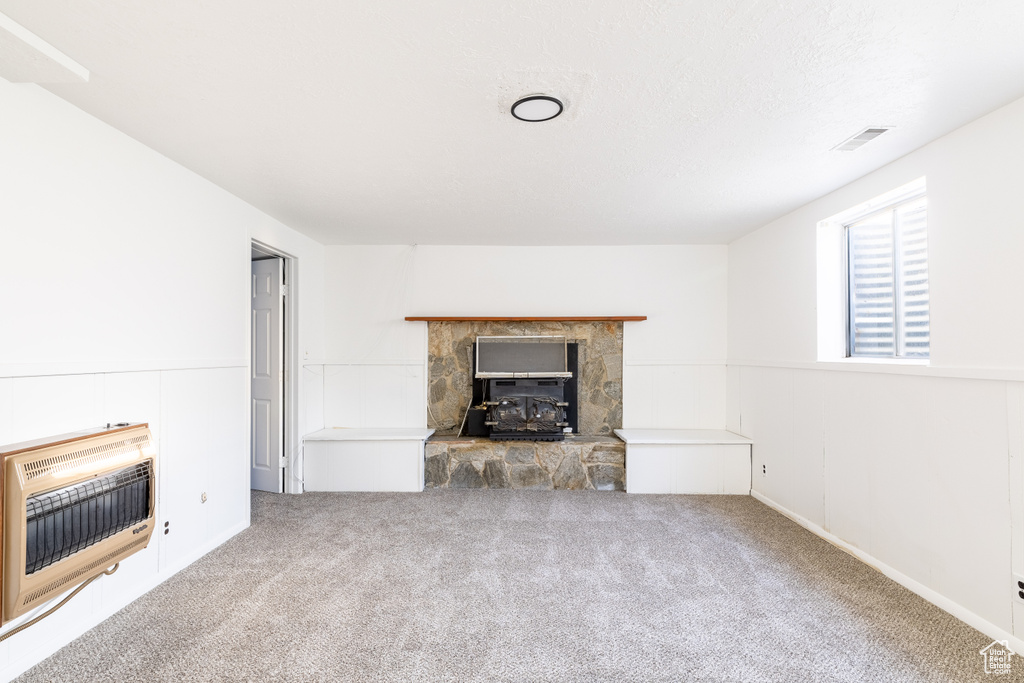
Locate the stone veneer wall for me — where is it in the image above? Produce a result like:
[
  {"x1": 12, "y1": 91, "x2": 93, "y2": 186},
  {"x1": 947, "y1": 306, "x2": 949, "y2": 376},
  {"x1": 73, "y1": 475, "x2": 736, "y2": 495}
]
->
[
  {"x1": 425, "y1": 437, "x2": 625, "y2": 490},
  {"x1": 427, "y1": 321, "x2": 623, "y2": 436}
]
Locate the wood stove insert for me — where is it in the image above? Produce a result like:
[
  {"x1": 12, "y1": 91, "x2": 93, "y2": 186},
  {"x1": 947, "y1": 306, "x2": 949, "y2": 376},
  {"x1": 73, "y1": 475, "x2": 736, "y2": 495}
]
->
[{"x1": 474, "y1": 336, "x2": 574, "y2": 441}]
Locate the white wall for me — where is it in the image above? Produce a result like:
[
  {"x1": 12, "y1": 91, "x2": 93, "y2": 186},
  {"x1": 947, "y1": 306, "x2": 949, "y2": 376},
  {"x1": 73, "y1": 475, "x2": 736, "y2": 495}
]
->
[
  {"x1": 0, "y1": 80, "x2": 323, "y2": 679},
  {"x1": 316, "y1": 244, "x2": 729, "y2": 431},
  {"x1": 728, "y1": 94, "x2": 1024, "y2": 648}
]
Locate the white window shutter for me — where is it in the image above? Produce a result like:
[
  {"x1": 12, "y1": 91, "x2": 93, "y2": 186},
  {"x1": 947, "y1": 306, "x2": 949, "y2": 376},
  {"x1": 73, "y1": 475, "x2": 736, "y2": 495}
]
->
[{"x1": 847, "y1": 194, "x2": 929, "y2": 358}]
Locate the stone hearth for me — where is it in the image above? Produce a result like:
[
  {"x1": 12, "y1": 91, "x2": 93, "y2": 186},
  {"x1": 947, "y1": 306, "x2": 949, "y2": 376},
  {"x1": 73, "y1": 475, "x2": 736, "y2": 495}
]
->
[{"x1": 425, "y1": 436, "x2": 625, "y2": 490}]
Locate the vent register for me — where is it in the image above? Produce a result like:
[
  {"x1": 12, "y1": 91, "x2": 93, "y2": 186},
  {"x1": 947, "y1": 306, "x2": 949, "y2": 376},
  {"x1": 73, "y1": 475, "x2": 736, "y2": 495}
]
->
[
  {"x1": 22, "y1": 434, "x2": 150, "y2": 481},
  {"x1": 833, "y1": 127, "x2": 890, "y2": 152},
  {"x1": 0, "y1": 424, "x2": 156, "y2": 623}
]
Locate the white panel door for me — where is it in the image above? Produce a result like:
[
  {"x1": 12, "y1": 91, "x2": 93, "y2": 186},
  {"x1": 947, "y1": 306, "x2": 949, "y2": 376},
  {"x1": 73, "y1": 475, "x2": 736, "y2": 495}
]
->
[{"x1": 251, "y1": 258, "x2": 284, "y2": 493}]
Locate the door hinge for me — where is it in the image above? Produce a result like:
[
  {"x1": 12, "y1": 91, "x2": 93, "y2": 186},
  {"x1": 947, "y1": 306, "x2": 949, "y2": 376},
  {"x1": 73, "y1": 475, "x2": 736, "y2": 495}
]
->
[
  {"x1": 279, "y1": 455, "x2": 288, "y2": 469},
  {"x1": 280, "y1": 284, "x2": 288, "y2": 297}
]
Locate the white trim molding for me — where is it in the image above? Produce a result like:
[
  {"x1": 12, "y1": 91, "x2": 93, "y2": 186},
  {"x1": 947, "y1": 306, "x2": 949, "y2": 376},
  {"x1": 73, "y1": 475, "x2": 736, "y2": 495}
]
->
[
  {"x1": 0, "y1": 360, "x2": 248, "y2": 379},
  {"x1": 727, "y1": 359, "x2": 1024, "y2": 383},
  {"x1": 625, "y1": 359, "x2": 728, "y2": 367},
  {"x1": 751, "y1": 490, "x2": 1024, "y2": 655}
]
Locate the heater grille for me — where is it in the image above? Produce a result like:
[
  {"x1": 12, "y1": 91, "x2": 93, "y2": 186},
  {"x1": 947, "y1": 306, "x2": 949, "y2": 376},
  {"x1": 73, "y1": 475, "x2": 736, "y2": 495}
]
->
[
  {"x1": 21, "y1": 434, "x2": 151, "y2": 482},
  {"x1": 24, "y1": 461, "x2": 152, "y2": 575},
  {"x1": 22, "y1": 535, "x2": 149, "y2": 606}
]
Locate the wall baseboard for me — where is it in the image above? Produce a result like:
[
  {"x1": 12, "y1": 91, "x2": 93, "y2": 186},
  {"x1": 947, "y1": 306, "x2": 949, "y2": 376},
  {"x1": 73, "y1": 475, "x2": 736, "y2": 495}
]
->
[
  {"x1": 750, "y1": 490, "x2": 1024, "y2": 655},
  {"x1": 0, "y1": 519, "x2": 250, "y2": 681}
]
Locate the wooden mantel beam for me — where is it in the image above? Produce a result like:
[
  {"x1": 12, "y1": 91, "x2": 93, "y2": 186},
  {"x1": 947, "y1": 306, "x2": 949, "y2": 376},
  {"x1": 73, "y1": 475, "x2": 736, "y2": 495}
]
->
[{"x1": 404, "y1": 316, "x2": 647, "y2": 322}]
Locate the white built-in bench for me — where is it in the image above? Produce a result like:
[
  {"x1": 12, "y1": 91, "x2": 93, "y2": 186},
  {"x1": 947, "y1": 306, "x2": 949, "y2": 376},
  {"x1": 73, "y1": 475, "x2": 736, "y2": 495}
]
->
[
  {"x1": 613, "y1": 429, "x2": 752, "y2": 495},
  {"x1": 302, "y1": 428, "x2": 435, "y2": 492}
]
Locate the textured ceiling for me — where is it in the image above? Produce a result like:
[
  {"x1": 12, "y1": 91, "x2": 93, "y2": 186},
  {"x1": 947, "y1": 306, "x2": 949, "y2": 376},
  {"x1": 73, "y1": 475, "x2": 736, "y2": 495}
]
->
[{"x1": 3, "y1": 1, "x2": 1024, "y2": 245}]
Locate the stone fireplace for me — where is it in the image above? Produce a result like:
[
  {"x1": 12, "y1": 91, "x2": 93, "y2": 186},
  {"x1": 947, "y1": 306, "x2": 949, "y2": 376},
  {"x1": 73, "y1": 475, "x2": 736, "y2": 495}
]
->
[
  {"x1": 419, "y1": 319, "x2": 631, "y2": 490},
  {"x1": 427, "y1": 321, "x2": 624, "y2": 436}
]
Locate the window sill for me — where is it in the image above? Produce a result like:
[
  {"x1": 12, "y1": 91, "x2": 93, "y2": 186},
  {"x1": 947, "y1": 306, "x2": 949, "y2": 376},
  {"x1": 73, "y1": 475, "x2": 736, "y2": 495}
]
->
[{"x1": 825, "y1": 356, "x2": 930, "y2": 367}]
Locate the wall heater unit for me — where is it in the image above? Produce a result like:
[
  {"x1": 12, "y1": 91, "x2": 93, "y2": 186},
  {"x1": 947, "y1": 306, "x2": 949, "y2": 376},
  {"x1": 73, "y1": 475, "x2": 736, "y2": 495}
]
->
[{"x1": 0, "y1": 424, "x2": 156, "y2": 624}]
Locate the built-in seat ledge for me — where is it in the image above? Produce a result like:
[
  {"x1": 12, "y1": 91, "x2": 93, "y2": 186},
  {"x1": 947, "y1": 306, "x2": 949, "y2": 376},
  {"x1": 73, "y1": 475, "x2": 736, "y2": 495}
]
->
[
  {"x1": 302, "y1": 428, "x2": 434, "y2": 492},
  {"x1": 613, "y1": 429, "x2": 752, "y2": 494},
  {"x1": 303, "y1": 428, "x2": 435, "y2": 441},
  {"x1": 404, "y1": 316, "x2": 646, "y2": 322},
  {"x1": 613, "y1": 429, "x2": 751, "y2": 445}
]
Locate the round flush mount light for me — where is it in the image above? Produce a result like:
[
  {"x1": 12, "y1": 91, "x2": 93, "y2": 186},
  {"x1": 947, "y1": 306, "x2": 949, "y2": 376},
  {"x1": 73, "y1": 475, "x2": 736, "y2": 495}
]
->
[{"x1": 511, "y1": 95, "x2": 563, "y2": 122}]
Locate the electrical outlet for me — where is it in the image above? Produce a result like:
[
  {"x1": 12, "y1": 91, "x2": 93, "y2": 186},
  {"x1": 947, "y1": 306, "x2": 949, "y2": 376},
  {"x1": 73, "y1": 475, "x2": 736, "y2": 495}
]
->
[
  {"x1": 1013, "y1": 574, "x2": 1024, "y2": 604},
  {"x1": 761, "y1": 464, "x2": 767, "y2": 476}
]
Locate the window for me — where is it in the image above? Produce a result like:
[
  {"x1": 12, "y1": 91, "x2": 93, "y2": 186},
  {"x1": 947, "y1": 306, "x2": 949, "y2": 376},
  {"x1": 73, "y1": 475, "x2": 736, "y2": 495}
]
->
[{"x1": 845, "y1": 189, "x2": 929, "y2": 358}]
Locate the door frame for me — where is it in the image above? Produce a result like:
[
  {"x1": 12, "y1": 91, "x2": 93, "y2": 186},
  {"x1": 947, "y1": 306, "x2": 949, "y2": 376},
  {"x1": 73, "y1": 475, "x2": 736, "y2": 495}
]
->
[{"x1": 250, "y1": 239, "x2": 301, "y2": 494}]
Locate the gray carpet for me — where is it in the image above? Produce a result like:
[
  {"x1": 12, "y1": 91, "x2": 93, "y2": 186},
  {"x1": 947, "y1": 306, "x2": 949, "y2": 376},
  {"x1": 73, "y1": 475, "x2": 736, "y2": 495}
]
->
[{"x1": 15, "y1": 491, "x2": 1007, "y2": 682}]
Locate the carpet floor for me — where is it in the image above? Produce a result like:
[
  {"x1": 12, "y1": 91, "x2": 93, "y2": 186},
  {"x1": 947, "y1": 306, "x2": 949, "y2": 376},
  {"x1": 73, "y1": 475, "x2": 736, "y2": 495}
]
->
[{"x1": 15, "y1": 491, "x2": 1008, "y2": 682}]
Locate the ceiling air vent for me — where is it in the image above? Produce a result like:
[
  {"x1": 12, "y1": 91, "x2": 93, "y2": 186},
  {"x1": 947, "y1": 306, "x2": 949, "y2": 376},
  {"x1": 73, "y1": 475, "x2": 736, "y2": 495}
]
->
[{"x1": 832, "y1": 127, "x2": 890, "y2": 152}]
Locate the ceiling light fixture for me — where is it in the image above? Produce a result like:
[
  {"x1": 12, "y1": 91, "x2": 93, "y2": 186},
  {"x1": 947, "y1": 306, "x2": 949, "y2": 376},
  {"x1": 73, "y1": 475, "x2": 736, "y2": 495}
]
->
[{"x1": 511, "y1": 95, "x2": 563, "y2": 122}]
